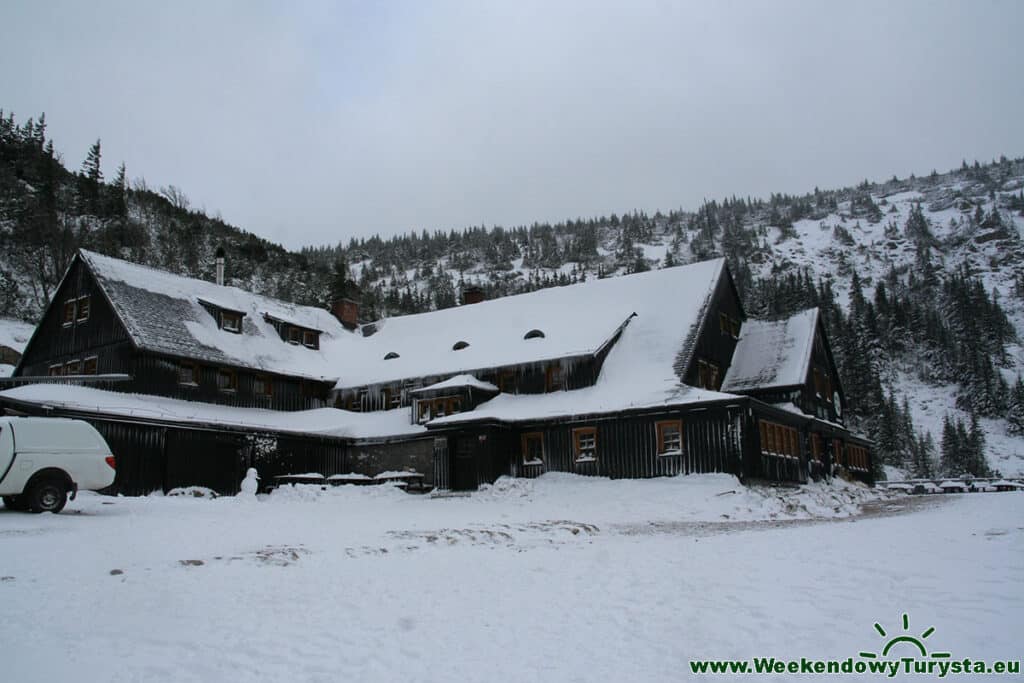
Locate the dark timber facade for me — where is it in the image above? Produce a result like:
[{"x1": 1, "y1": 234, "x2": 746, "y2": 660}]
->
[{"x1": 2, "y1": 251, "x2": 873, "y2": 495}]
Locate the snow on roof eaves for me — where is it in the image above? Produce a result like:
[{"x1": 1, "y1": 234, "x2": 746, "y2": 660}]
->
[
  {"x1": 0, "y1": 383, "x2": 425, "y2": 440},
  {"x1": 428, "y1": 384, "x2": 743, "y2": 426},
  {"x1": 80, "y1": 250, "x2": 346, "y2": 382},
  {"x1": 720, "y1": 308, "x2": 819, "y2": 393},
  {"x1": 334, "y1": 258, "x2": 726, "y2": 390}
]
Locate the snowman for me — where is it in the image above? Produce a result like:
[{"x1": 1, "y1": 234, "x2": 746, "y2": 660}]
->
[{"x1": 239, "y1": 467, "x2": 260, "y2": 498}]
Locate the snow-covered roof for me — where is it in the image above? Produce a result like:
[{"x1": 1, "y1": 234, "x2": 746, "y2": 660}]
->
[
  {"x1": 721, "y1": 308, "x2": 819, "y2": 392},
  {"x1": 409, "y1": 375, "x2": 499, "y2": 395},
  {"x1": 425, "y1": 259, "x2": 740, "y2": 425},
  {"x1": 0, "y1": 383, "x2": 425, "y2": 441},
  {"x1": 336, "y1": 258, "x2": 727, "y2": 390},
  {"x1": 0, "y1": 317, "x2": 35, "y2": 353},
  {"x1": 80, "y1": 250, "x2": 347, "y2": 382},
  {"x1": 938, "y1": 480, "x2": 968, "y2": 489}
]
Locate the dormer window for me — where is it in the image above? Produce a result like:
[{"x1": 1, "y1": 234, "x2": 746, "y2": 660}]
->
[
  {"x1": 221, "y1": 311, "x2": 242, "y2": 333},
  {"x1": 524, "y1": 329, "x2": 545, "y2": 340},
  {"x1": 384, "y1": 352, "x2": 400, "y2": 360},
  {"x1": 199, "y1": 298, "x2": 246, "y2": 334},
  {"x1": 452, "y1": 341, "x2": 470, "y2": 351},
  {"x1": 302, "y1": 329, "x2": 319, "y2": 349},
  {"x1": 288, "y1": 326, "x2": 302, "y2": 345}
]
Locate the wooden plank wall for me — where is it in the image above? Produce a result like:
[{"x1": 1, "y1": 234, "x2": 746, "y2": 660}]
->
[{"x1": 505, "y1": 406, "x2": 744, "y2": 482}]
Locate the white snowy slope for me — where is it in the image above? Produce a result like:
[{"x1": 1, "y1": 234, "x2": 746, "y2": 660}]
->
[
  {"x1": 0, "y1": 384, "x2": 425, "y2": 440},
  {"x1": 0, "y1": 477, "x2": 1019, "y2": 682}
]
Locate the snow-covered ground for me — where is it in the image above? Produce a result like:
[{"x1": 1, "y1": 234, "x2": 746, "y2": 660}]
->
[{"x1": 2, "y1": 474, "x2": 1021, "y2": 682}]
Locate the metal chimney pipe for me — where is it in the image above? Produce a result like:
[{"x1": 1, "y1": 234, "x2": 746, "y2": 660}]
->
[{"x1": 215, "y1": 246, "x2": 226, "y2": 286}]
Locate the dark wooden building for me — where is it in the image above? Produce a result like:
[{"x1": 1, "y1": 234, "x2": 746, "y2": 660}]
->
[{"x1": 1, "y1": 250, "x2": 873, "y2": 495}]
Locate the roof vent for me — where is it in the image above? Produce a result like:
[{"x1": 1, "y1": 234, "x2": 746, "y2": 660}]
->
[
  {"x1": 384, "y1": 351, "x2": 400, "y2": 360},
  {"x1": 452, "y1": 341, "x2": 470, "y2": 351},
  {"x1": 524, "y1": 329, "x2": 545, "y2": 340}
]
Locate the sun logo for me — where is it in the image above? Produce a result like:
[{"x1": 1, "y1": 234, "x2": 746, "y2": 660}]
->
[{"x1": 859, "y1": 613, "x2": 951, "y2": 661}]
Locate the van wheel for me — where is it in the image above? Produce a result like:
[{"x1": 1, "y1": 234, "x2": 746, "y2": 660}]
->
[
  {"x1": 3, "y1": 495, "x2": 29, "y2": 511},
  {"x1": 26, "y1": 479, "x2": 68, "y2": 514}
]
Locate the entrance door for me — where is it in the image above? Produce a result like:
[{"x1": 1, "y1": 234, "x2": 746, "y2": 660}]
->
[{"x1": 452, "y1": 436, "x2": 478, "y2": 491}]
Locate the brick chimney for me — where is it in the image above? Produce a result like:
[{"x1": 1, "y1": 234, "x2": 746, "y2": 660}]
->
[
  {"x1": 215, "y1": 246, "x2": 226, "y2": 286},
  {"x1": 461, "y1": 285, "x2": 485, "y2": 305},
  {"x1": 332, "y1": 298, "x2": 360, "y2": 329}
]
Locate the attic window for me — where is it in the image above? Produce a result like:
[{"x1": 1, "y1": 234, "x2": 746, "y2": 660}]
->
[
  {"x1": 220, "y1": 311, "x2": 242, "y2": 334},
  {"x1": 302, "y1": 330, "x2": 319, "y2": 350},
  {"x1": 524, "y1": 329, "x2": 545, "y2": 340},
  {"x1": 76, "y1": 295, "x2": 91, "y2": 322},
  {"x1": 452, "y1": 341, "x2": 470, "y2": 351},
  {"x1": 384, "y1": 352, "x2": 400, "y2": 360},
  {"x1": 697, "y1": 359, "x2": 721, "y2": 391},
  {"x1": 62, "y1": 299, "x2": 76, "y2": 326},
  {"x1": 288, "y1": 326, "x2": 302, "y2": 345}
]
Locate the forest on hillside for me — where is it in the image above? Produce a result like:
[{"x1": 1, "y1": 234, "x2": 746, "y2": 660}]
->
[{"x1": 2, "y1": 108, "x2": 1024, "y2": 479}]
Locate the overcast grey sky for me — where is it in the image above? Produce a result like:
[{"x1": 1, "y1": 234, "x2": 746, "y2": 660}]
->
[{"x1": 3, "y1": 1, "x2": 1022, "y2": 249}]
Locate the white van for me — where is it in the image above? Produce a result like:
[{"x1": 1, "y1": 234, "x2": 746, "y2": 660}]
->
[{"x1": 0, "y1": 416, "x2": 116, "y2": 513}]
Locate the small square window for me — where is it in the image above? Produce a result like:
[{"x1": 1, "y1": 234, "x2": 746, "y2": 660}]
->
[
  {"x1": 254, "y1": 375, "x2": 272, "y2": 397},
  {"x1": 76, "y1": 295, "x2": 91, "y2": 322},
  {"x1": 302, "y1": 330, "x2": 319, "y2": 349},
  {"x1": 62, "y1": 299, "x2": 76, "y2": 326},
  {"x1": 656, "y1": 420, "x2": 683, "y2": 455},
  {"x1": 217, "y1": 368, "x2": 238, "y2": 392},
  {"x1": 178, "y1": 362, "x2": 198, "y2": 385},
  {"x1": 521, "y1": 432, "x2": 544, "y2": 465},
  {"x1": 288, "y1": 326, "x2": 302, "y2": 345},
  {"x1": 83, "y1": 357, "x2": 98, "y2": 375},
  {"x1": 64, "y1": 360, "x2": 81, "y2": 375},
  {"x1": 221, "y1": 311, "x2": 242, "y2": 333},
  {"x1": 48, "y1": 364, "x2": 63, "y2": 377},
  {"x1": 572, "y1": 427, "x2": 597, "y2": 462}
]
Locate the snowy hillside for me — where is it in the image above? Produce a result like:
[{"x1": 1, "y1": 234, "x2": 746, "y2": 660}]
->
[{"x1": 752, "y1": 169, "x2": 1024, "y2": 476}]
